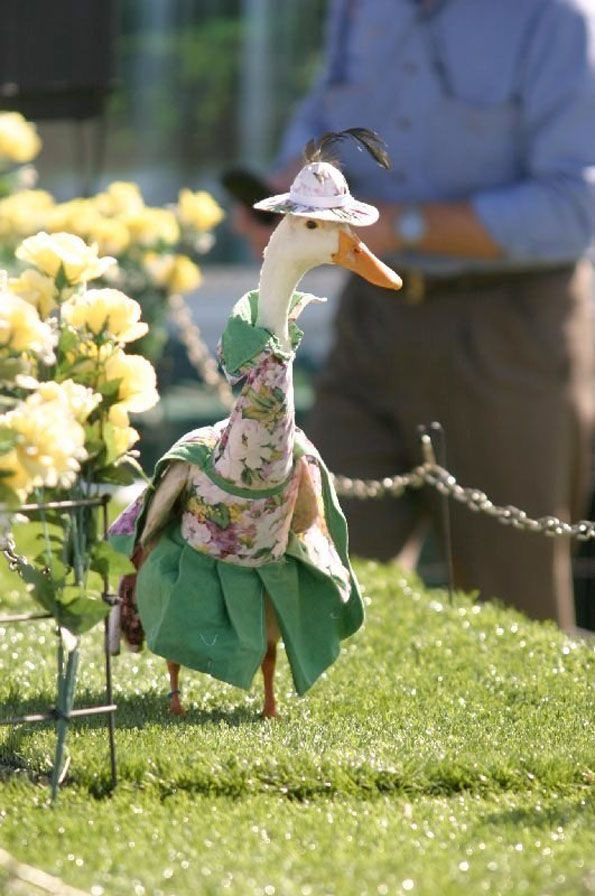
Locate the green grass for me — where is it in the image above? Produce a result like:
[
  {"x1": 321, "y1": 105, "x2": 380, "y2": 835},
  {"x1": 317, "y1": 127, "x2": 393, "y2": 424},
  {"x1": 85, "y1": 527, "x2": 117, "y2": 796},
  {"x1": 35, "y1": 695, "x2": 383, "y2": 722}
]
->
[{"x1": 0, "y1": 533, "x2": 594, "y2": 895}]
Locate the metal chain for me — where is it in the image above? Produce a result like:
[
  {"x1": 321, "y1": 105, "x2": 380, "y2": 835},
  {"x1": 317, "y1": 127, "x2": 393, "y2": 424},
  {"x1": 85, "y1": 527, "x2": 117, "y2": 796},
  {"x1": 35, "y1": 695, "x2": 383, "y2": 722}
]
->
[
  {"x1": 331, "y1": 467, "x2": 427, "y2": 500},
  {"x1": 333, "y1": 462, "x2": 595, "y2": 542},
  {"x1": 0, "y1": 531, "x2": 23, "y2": 570},
  {"x1": 166, "y1": 293, "x2": 234, "y2": 409}
]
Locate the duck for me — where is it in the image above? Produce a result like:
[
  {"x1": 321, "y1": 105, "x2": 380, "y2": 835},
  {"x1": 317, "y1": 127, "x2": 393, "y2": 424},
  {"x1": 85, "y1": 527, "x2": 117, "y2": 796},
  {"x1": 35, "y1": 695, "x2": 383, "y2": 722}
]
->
[{"x1": 108, "y1": 129, "x2": 402, "y2": 718}]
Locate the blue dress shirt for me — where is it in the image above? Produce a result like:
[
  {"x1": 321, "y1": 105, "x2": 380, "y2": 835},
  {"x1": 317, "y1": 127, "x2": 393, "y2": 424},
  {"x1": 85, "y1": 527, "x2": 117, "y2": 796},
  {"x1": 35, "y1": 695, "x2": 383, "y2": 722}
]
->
[{"x1": 278, "y1": 0, "x2": 595, "y2": 264}]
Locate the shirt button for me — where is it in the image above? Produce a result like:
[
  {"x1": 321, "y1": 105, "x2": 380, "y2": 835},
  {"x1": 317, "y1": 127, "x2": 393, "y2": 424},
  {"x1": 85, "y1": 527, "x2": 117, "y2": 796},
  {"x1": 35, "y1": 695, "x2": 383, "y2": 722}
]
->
[
  {"x1": 401, "y1": 61, "x2": 418, "y2": 75},
  {"x1": 392, "y1": 170, "x2": 408, "y2": 183},
  {"x1": 396, "y1": 116, "x2": 412, "y2": 129}
]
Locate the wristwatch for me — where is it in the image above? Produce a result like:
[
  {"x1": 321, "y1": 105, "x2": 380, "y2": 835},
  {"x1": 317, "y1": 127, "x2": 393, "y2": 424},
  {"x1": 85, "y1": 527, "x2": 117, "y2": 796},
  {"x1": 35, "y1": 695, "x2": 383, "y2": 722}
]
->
[{"x1": 395, "y1": 205, "x2": 426, "y2": 248}]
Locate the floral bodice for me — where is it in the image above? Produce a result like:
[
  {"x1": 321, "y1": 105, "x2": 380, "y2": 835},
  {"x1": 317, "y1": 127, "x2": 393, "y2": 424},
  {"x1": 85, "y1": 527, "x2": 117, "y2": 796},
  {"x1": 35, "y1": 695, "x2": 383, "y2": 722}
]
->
[
  {"x1": 108, "y1": 289, "x2": 354, "y2": 598},
  {"x1": 212, "y1": 352, "x2": 295, "y2": 490}
]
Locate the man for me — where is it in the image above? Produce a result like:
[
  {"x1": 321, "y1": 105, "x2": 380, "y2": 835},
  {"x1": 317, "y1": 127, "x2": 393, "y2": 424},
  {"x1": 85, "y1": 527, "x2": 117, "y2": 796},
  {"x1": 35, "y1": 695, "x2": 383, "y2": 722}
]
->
[{"x1": 239, "y1": 0, "x2": 595, "y2": 628}]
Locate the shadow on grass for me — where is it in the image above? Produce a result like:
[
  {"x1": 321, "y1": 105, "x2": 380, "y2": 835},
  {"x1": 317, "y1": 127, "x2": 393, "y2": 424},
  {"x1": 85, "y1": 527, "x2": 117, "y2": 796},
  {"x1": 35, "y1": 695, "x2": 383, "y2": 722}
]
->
[
  {"x1": 482, "y1": 795, "x2": 593, "y2": 832},
  {"x1": 1, "y1": 687, "x2": 262, "y2": 732}
]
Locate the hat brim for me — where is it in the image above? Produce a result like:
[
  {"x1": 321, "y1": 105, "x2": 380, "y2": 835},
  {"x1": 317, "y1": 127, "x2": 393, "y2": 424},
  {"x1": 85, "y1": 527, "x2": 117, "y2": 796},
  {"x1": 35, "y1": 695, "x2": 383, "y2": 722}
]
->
[{"x1": 253, "y1": 193, "x2": 379, "y2": 226}]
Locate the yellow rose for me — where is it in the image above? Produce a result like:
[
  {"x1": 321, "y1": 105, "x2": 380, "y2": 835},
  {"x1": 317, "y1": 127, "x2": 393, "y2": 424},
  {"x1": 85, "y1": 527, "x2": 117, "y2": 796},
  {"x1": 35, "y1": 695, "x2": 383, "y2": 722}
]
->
[
  {"x1": 168, "y1": 254, "x2": 202, "y2": 294},
  {"x1": 8, "y1": 269, "x2": 58, "y2": 319},
  {"x1": 0, "y1": 289, "x2": 56, "y2": 356},
  {"x1": 142, "y1": 252, "x2": 201, "y2": 293},
  {"x1": 108, "y1": 403, "x2": 130, "y2": 428},
  {"x1": 62, "y1": 288, "x2": 148, "y2": 343},
  {"x1": 85, "y1": 216, "x2": 131, "y2": 256},
  {"x1": 15, "y1": 231, "x2": 116, "y2": 285},
  {"x1": 33, "y1": 379, "x2": 101, "y2": 423},
  {"x1": 104, "y1": 420, "x2": 140, "y2": 464},
  {"x1": 0, "y1": 190, "x2": 55, "y2": 240},
  {"x1": 124, "y1": 207, "x2": 180, "y2": 247},
  {"x1": 177, "y1": 189, "x2": 225, "y2": 232},
  {"x1": 0, "y1": 449, "x2": 34, "y2": 499},
  {"x1": 45, "y1": 198, "x2": 100, "y2": 237},
  {"x1": 94, "y1": 181, "x2": 145, "y2": 217},
  {"x1": 102, "y1": 349, "x2": 159, "y2": 414},
  {"x1": 0, "y1": 112, "x2": 42, "y2": 164},
  {"x1": 142, "y1": 251, "x2": 175, "y2": 287},
  {"x1": 0, "y1": 396, "x2": 87, "y2": 498}
]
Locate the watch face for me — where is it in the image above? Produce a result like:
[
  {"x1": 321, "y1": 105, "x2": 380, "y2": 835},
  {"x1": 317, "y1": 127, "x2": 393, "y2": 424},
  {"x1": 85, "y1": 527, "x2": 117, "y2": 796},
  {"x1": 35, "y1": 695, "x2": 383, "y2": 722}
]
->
[{"x1": 399, "y1": 207, "x2": 426, "y2": 245}]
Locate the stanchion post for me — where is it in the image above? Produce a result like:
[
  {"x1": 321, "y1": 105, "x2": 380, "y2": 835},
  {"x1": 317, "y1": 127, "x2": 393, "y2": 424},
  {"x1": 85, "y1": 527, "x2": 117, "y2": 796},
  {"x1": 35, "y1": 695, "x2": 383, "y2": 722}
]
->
[{"x1": 418, "y1": 422, "x2": 455, "y2": 604}]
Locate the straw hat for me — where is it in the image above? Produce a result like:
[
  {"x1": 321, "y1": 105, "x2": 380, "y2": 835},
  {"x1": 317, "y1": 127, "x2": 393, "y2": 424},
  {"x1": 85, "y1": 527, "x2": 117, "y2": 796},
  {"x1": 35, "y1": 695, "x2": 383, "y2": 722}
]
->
[{"x1": 253, "y1": 161, "x2": 379, "y2": 226}]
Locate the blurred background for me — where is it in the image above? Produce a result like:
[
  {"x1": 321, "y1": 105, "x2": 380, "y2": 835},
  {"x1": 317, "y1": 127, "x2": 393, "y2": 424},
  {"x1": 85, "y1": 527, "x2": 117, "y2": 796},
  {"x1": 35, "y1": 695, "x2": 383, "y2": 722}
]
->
[
  {"x1": 0, "y1": 0, "x2": 326, "y2": 261},
  {"x1": 0, "y1": 0, "x2": 344, "y2": 449}
]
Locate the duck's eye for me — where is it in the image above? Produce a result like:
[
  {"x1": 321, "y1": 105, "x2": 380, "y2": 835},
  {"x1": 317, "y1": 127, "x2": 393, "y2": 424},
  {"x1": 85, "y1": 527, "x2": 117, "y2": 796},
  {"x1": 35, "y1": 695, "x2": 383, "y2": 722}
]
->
[{"x1": 306, "y1": 220, "x2": 318, "y2": 230}]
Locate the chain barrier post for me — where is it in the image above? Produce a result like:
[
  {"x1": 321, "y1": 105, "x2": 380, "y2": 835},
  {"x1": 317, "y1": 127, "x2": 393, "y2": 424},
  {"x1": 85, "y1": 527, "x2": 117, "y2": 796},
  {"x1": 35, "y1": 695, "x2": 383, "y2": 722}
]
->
[{"x1": 417, "y1": 423, "x2": 455, "y2": 604}]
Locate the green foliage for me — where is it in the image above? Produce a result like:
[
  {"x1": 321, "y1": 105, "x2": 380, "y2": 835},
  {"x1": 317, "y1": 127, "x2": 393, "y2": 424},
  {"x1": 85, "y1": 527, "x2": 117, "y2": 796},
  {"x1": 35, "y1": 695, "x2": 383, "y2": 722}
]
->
[
  {"x1": 10, "y1": 548, "x2": 108, "y2": 635},
  {"x1": 0, "y1": 481, "x2": 20, "y2": 507},
  {"x1": 109, "y1": 4, "x2": 327, "y2": 171},
  {"x1": 0, "y1": 558, "x2": 593, "y2": 894},
  {"x1": 0, "y1": 427, "x2": 17, "y2": 455},
  {"x1": 88, "y1": 541, "x2": 135, "y2": 579},
  {"x1": 0, "y1": 357, "x2": 28, "y2": 387}
]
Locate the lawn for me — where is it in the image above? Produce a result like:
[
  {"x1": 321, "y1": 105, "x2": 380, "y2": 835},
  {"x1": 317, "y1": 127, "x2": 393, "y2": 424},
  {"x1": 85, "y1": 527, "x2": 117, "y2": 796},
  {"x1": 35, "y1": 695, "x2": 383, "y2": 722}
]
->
[{"x1": 0, "y1": 534, "x2": 594, "y2": 896}]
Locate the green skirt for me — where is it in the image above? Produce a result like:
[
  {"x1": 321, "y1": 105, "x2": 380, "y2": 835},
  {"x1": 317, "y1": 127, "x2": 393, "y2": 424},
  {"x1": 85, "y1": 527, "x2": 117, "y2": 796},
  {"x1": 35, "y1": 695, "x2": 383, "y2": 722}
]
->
[{"x1": 137, "y1": 520, "x2": 363, "y2": 695}]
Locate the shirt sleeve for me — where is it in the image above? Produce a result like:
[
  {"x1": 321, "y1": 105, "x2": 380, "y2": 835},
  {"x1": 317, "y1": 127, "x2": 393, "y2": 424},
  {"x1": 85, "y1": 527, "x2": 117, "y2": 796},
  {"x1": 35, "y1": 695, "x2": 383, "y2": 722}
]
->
[{"x1": 472, "y1": 2, "x2": 595, "y2": 260}]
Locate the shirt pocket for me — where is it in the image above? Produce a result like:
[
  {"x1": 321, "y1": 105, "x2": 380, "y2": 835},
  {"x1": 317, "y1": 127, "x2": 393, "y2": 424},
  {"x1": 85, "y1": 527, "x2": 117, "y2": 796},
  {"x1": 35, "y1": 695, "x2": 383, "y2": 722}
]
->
[{"x1": 425, "y1": 95, "x2": 521, "y2": 197}]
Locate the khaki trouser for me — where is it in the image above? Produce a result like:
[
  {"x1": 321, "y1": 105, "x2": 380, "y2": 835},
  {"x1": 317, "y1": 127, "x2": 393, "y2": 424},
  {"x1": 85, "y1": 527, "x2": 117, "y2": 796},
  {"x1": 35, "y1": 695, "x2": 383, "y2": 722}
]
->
[{"x1": 306, "y1": 262, "x2": 595, "y2": 628}]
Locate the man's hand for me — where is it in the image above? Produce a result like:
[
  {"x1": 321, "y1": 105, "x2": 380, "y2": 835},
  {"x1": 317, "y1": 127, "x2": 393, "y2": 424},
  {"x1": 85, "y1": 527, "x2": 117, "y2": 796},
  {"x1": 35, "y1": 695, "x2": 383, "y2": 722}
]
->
[
  {"x1": 356, "y1": 201, "x2": 502, "y2": 260},
  {"x1": 231, "y1": 204, "x2": 277, "y2": 259}
]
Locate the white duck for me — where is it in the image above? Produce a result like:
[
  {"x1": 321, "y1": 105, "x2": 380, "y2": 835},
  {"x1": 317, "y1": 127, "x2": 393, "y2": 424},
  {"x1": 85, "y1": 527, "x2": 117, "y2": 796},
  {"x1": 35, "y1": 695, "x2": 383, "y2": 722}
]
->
[{"x1": 109, "y1": 131, "x2": 402, "y2": 718}]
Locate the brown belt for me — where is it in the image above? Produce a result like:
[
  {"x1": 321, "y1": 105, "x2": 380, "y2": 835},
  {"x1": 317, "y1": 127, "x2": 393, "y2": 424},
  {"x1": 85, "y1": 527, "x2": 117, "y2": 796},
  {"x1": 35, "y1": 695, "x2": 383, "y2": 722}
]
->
[{"x1": 398, "y1": 263, "x2": 576, "y2": 304}]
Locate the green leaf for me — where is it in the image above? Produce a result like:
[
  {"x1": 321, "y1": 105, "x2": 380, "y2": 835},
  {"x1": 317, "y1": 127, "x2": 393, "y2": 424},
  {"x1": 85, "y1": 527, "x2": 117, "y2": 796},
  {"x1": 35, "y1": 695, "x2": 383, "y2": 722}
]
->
[
  {"x1": 0, "y1": 357, "x2": 28, "y2": 384},
  {"x1": 15, "y1": 558, "x2": 59, "y2": 616},
  {"x1": 55, "y1": 266, "x2": 69, "y2": 292},
  {"x1": 84, "y1": 438, "x2": 108, "y2": 457},
  {"x1": 92, "y1": 464, "x2": 136, "y2": 486},
  {"x1": 118, "y1": 453, "x2": 151, "y2": 483},
  {"x1": 0, "y1": 426, "x2": 17, "y2": 455},
  {"x1": 89, "y1": 540, "x2": 135, "y2": 578},
  {"x1": 96, "y1": 379, "x2": 122, "y2": 400},
  {"x1": 31, "y1": 554, "x2": 67, "y2": 583},
  {"x1": 101, "y1": 422, "x2": 123, "y2": 466},
  {"x1": 57, "y1": 327, "x2": 79, "y2": 354},
  {"x1": 56, "y1": 586, "x2": 109, "y2": 635},
  {"x1": 0, "y1": 481, "x2": 20, "y2": 507}
]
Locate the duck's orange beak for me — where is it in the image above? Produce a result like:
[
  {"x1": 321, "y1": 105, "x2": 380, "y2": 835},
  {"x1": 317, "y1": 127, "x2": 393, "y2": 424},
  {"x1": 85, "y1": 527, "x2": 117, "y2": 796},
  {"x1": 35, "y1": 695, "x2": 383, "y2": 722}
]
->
[{"x1": 331, "y1": 229, "x2": 403, "y2": 290}]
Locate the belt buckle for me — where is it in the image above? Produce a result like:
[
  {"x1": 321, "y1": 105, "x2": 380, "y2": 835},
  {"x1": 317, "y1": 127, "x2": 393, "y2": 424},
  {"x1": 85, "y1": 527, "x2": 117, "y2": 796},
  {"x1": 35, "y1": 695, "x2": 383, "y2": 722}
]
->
[{"x1": 404, "y1": 270, "x2": 425, "y2": 304}]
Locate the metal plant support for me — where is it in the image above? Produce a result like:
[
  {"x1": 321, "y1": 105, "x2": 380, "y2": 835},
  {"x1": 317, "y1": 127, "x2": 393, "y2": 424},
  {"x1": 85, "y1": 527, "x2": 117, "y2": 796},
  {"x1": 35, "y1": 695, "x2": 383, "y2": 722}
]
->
[{"x1": 0, "y1": 494, "x2": 117, "y2": 801}]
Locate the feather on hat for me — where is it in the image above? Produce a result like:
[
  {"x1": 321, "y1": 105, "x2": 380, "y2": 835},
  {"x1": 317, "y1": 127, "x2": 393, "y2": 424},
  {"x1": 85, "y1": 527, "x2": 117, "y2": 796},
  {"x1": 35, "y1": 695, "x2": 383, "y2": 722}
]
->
[{"x1": 253, "y1": 128, "x2": 391, "y2": 226}]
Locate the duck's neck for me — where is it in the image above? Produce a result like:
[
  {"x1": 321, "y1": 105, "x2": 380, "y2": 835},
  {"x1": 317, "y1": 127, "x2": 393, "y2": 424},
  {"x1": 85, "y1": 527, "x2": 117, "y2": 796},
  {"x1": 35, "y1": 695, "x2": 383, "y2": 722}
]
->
[{"x1": 256, "y1": 234, "x2": 310, "y2": 352}]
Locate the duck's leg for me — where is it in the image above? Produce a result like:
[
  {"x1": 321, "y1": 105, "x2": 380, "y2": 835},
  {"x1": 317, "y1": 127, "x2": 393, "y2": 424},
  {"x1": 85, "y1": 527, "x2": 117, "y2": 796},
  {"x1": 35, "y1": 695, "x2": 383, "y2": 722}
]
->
[
  {"x1": 261, "y1": 596, "x2": 280, "y2": 719},
  {"x1": 167, "y1": 661, "x2": 185, "y2": 715}
]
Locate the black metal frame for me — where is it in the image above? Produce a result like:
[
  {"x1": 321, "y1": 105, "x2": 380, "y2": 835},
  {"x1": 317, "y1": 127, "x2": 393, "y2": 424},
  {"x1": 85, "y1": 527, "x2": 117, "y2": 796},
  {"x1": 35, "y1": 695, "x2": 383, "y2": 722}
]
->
[{"x1": 0, "y1": 493, "x2": 117, "y2": 799}]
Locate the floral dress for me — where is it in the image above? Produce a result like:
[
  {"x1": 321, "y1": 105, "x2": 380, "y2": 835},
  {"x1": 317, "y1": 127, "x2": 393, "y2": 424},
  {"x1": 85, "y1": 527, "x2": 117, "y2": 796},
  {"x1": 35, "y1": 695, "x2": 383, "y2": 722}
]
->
[{"x1": 109, "y1": 291, "x2": 364, "y2": 695}]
